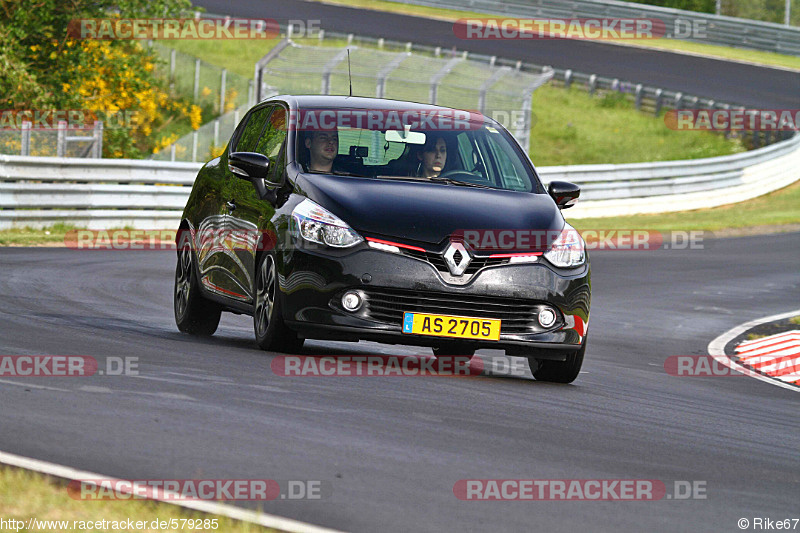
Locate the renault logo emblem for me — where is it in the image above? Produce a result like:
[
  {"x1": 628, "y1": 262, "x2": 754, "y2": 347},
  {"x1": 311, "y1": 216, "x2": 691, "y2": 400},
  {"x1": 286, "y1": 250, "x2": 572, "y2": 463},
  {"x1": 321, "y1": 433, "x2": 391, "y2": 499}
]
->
[{"x1": 443, "y1": 241, "x2": 471, "y2": 276}]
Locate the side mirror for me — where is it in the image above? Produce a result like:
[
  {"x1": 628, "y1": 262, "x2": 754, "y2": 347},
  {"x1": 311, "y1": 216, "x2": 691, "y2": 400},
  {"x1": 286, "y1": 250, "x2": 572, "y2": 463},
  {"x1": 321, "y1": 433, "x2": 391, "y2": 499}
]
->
[
  {"x1": 229, "y1": 152, "x2": 270, "y2": 180},
  {"x1": 547, "y1": 181, "x2": 580, "y2": 210}
]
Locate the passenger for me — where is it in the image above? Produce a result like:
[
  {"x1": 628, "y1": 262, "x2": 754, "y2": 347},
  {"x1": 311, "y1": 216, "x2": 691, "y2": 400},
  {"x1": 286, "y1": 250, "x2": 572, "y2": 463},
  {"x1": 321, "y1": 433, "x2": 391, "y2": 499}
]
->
[
  {"x1": 416, "y1": 135, "x2": 447, "y2": 179},
  {"x1": 304, "y1": 129, "x2": 339, "y2": 173}
]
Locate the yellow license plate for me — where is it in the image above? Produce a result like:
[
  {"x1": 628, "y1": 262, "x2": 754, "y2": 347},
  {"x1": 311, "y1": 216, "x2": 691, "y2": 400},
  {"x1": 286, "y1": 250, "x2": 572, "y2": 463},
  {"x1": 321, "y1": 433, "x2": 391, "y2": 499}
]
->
[{"x1": 402, "y1": 312, "x2": 501, "y2": 341}]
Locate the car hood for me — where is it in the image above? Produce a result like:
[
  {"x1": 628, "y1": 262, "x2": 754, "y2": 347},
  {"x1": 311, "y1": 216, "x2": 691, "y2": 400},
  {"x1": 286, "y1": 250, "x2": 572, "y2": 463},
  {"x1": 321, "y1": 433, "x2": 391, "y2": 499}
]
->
[{"x1": 296, "y1": 173, "x2": 564, "y2": 247}]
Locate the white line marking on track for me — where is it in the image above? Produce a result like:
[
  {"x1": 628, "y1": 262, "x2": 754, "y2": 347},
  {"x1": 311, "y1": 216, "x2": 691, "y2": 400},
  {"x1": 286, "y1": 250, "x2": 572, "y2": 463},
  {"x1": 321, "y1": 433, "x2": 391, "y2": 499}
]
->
[
  {"x1": 708, "y1": 309, "x2": 800, "y2": 392},
  {"x1": 0, "y1": 379, "x2": 71, "y2": 392},
  {"x1": 0, "y1": 450, "x2": 344, "y2": 533}
]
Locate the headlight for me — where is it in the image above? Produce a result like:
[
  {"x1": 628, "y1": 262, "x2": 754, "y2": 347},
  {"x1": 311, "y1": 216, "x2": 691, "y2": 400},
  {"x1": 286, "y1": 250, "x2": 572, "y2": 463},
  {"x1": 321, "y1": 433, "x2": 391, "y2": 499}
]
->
[
  {"x1": 291, "y1": 198, "x2": 363, "y2": 248},
  {"x1": 544, "y1": 224, "x2": 585, "y2": 268}
]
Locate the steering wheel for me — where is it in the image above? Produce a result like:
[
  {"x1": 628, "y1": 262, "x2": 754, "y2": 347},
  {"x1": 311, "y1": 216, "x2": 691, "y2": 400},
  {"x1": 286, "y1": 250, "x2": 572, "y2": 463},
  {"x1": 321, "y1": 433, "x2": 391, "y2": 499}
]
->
[{"x1": 436, "y1": 169, "x2": 484, "y2": 183}]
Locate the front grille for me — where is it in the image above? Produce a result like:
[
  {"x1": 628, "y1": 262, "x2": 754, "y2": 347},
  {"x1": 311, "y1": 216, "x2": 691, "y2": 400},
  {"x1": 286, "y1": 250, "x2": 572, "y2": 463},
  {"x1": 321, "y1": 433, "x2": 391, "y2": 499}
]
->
[
  {"x1": 363, "y1": 287, "x2": 558, "y2": 335},
  {"x1": 402, "y1": 249, "x2": 509, "y2": 276}
]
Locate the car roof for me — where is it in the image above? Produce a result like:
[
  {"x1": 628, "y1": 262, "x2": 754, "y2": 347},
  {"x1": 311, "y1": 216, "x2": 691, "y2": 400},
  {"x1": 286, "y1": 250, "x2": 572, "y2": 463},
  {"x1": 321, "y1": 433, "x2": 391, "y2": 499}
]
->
[{"x1": 266, "y1": 94, "x2": 484, "y2": 115}]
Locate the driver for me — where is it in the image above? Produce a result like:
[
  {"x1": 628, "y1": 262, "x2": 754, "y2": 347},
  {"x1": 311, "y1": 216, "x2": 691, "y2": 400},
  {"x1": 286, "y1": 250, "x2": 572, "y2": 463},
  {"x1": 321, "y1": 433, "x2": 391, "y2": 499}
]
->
[
  {"x1": 305, "y1": 129, "x2": 339, "y2": 173},
  {"x1": 417, "y1": 135, "x2": 447, "y2": 179}
]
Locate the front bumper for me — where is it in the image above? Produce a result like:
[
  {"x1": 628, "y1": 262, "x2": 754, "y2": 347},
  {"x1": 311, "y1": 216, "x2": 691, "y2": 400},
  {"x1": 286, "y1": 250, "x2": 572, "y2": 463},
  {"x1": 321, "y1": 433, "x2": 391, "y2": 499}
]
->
[{"x1": 279, "y1": 245, "x2": 590, "y2": 355}]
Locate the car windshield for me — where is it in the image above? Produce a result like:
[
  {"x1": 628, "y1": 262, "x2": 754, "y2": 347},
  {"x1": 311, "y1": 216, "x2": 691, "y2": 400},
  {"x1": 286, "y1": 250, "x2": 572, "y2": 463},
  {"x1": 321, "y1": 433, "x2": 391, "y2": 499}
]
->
[{"x1": 295, "y1": 111, "x2": 543, "y2": 193}]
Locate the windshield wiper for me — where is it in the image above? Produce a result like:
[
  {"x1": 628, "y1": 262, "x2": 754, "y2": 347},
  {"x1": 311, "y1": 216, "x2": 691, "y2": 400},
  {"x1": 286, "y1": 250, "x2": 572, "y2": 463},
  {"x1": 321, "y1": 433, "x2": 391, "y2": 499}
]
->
[
  {"x1": 428, "y1": 177, "x2": 495, "y2": 189},
  {"x1": 375, "y1": 175, "x2": 433, "y2": 182},
  {"x1": 376, "y1": 175, "x2": 495, "y2": 188}
]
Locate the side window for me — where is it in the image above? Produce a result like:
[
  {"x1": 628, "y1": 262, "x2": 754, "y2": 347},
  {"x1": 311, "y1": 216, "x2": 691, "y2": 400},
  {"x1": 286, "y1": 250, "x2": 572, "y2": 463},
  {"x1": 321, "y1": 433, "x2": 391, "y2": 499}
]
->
[
  {"x1": 456, "y1": 132, "x2": 477, "y2": 171},
  {"x1": 234, "y1": 106, "x2": 271, "y2": 152},
  {"x1": 255, "y1": 107, "x2": 288, "y2": 182},
  {"x1": 255, "y1": 107, "x2": 287, "y2": 159},
  {"x1": 483, "y1": 132, "x2": 532, "y2": 191}
]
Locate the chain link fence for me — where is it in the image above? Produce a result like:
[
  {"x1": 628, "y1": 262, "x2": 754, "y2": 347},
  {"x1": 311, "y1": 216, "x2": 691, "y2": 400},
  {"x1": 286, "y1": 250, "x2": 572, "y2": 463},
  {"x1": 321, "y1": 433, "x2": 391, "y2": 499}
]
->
[
  {"x1": 255, "y1": 36, "x2": 553, "y2": 153},
  {"x1": 148, "y1": 42, "x2": 255, "y2": 116}
]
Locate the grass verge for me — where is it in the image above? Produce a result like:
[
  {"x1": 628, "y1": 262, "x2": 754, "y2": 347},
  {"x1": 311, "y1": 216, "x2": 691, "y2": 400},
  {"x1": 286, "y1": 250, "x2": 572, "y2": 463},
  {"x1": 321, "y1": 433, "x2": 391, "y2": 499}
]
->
[
  {"x1": 307, "y1": 0, "x2": 800, "y2": 71},
  {"x1": 569, "y1": 180, "x2": 800, "y2": 232},
  {"x1": 0, "y1": 466, "x2": 275, "y2": 533},
  {"x1": 529, "y1": 86, "x2": 744, "y2": 165}
]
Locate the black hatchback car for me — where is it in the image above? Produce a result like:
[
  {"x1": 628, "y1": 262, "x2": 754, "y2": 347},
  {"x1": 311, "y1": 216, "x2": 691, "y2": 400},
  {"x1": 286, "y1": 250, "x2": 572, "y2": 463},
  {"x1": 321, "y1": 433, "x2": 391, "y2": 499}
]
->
[{"x1": 174, "y1": 95, "x2": 590, "y2": 383}]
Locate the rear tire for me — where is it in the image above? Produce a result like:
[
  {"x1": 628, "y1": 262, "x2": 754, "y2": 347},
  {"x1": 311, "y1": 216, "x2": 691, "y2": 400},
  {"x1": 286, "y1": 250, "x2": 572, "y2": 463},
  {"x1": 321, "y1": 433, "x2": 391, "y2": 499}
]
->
[
  {"x1": 253, "y1": 253, "x2": 304, "y2": 353},
  {"x1": 174, "y1": 235, "x2": 221, "y2": 336},
  {"x1": 528, "y1": 336, "x2": 587, "y2": 384}
]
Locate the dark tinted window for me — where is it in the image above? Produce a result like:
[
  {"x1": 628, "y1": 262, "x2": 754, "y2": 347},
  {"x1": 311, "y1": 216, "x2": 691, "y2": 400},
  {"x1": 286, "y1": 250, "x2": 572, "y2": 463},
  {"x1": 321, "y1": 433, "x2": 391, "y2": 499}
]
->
[
  {"x1": 235, "y1": 106, "x2": 271, "y2": 152},
  {"x1": 257, "y1": 107, "x2": 288, "y2": 182}
]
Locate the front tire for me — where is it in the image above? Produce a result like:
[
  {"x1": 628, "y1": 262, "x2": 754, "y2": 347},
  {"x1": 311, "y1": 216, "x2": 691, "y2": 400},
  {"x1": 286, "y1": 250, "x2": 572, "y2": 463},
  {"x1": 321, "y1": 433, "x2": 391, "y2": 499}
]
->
[
  {"x1": 528, "y1": 336, "x2": 587, "y2": 384},
  {"x1": 174, "y1": 236, "x2": 221, "y2": 336},
  {"x1": 253, "y1": 253, "x2": 304, "y2": 353}
]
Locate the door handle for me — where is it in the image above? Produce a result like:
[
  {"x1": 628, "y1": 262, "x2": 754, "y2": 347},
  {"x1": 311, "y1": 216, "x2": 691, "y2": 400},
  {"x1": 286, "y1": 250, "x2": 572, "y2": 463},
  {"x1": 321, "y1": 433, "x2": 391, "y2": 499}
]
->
[{"x1": 226, "y1": 200, "x2": 236, "y2": 212}]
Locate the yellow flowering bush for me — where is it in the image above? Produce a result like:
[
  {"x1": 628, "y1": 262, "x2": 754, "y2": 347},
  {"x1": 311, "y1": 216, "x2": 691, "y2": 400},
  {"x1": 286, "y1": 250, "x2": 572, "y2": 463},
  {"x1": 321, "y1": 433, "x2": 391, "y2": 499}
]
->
[{"x1": 3, "y1": 0, "x2": 194, "y2": 158}]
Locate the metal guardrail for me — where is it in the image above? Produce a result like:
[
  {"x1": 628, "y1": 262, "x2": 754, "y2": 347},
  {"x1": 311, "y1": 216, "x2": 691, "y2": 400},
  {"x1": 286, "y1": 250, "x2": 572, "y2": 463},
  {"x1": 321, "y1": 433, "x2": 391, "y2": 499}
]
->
[
  {"x1": 2, "y1": 133, "x2": 798, "y2": 228},
  {"x1": 391, "y1": 0, "x2": 800, "y2": 55}
]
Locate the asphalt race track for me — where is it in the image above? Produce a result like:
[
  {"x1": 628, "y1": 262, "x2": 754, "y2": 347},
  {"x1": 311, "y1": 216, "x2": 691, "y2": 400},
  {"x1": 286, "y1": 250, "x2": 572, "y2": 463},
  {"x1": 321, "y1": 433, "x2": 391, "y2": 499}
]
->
[
  {"x1": 3, "y1": 2, "x2": 799, "y2": 531},
  {"x1": 195, "y1": 0, "x2": 800, "y2": 108},
  {"x1": 0, "y1": 233, "x2": 798, "y2": 532}
]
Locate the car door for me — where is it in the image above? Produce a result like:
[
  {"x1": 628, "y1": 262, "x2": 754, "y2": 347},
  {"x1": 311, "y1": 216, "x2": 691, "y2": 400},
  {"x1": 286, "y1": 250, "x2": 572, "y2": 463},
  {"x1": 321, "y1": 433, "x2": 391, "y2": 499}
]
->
[
  {"x1": 228, "y1": 103, "x2": 289, "y2": 300},
  {"x1": 203, "y1": 104, "x2": 273, "y2": 302}
]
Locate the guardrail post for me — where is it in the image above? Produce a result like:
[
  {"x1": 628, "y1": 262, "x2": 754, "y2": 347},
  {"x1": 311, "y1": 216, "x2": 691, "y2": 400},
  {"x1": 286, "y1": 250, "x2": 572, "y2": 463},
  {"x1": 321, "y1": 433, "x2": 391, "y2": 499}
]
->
[
  {"x1": 674, "y1": 92, "x2": 683, "y2": 110},
  {"x1": 588, "y1": 74, "x2": 597, "y2": 95},
  {"x1": 192, "y1": 131, "x2": 198, "y2": 162},
  {"x1": 490, "y1": 55, "x2": 496, "y2": 67},
  {"x1": 429, "y1": 56, "x2": 463, "y2": 105},
  {"x1": 564, "y1": 69, "x2": 572, "y2": 89},
  {"x1": 406, "y1": 42, "x2": 412, "y2": 52},
  {"x1": 287, "y1": 23, "x2": 294, "y2": 39},
  {"x1": 376, "y1": 52, "x2": 408, "y2": 99},
  {"x1": 248, "y1": 80, "x2": 255, "y2": 107},
  {"x1": 20, "y1": 121, "x2": 31, "y2": 156},
  {"x1": 193, "y1": 59, "x2": 201, "y2": 102},
  {"x1": 378, "y1": 38, "x2": 384, "y2": 49},
  {"x1": 213, "y1": 119, "x2": 220, "y2": 149},
  {"x1": 321, "y1": 49, "x2": 351, "y2": 95},
  {"x1": 634, "y1": 84, "x2": 643, "y2": 110},
  {"x1": 319, "y1": 29, "x2": 325, "y2": 42},
  {"x1": 654, "y1": 89, "x2": 663, "y2": 116},
  {"x1": 92, "y1": 121, "x2": 103, "y2": 158},
  {"x1": 170, "y1": 144, "x2": 176, "y2": 162},
  {"x1": 347, "y1": 33, "x2": 354, "y2": 45},
  {"x1": 611, "y1": 78, "x2": 619, "y2": 91},
  {"x1": 434, "y1": 46, "x2": 440, "y2": 57},
  {"x1": 57, "y1": 120, "x2": 67, "y2": 157},
  {"x1": 219, "y1": 68, "x2": 227, "y2": 116}
]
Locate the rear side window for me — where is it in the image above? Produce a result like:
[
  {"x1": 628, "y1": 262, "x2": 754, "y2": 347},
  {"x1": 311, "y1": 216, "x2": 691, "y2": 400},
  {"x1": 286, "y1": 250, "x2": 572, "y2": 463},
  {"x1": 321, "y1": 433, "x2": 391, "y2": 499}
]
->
[
  {"x1": 234, "y1": 106, "x2": 271, "y2": 152},
  {"x1": 256, "y1": 107, "x2": 288, "y2": 183}
]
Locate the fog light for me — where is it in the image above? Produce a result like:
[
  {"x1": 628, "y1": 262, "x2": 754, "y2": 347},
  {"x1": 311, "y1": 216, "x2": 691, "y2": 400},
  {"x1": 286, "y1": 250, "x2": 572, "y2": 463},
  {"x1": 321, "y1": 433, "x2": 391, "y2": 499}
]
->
[
  {"x1": 538, "y1": 307, "x2": 556, "y2": 328},
  {"x1": 342, "y1": 291, "x2": 362, "y2": 312}
]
